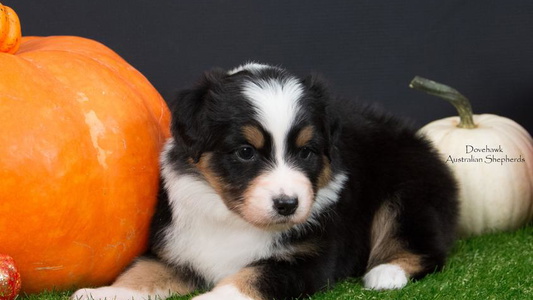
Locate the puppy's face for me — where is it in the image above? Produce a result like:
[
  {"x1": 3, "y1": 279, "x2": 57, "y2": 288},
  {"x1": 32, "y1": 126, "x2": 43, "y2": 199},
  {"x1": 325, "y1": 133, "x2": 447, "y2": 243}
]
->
[{"x1": 171, "y1": 64, "x2": 335, "y2": 230}]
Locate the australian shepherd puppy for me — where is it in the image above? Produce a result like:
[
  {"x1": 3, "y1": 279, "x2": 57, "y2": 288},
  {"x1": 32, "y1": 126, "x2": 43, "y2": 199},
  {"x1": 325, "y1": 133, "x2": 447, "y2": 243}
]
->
[{"x1": 72, "y1": 63, "x2": 458, "y2": 300}]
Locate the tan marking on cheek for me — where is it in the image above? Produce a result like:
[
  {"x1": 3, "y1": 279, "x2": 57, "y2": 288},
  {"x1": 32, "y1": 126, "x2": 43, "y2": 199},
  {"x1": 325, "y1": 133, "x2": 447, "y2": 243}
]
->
[
  {"x1": 195, "y1": 153, "x2": 223, "y2": 193},
  {"x1": 217, "y1": 266, "x2": 266, "y2": 300},
  {"x1": 113, "y1": 258, "x2": 194, "y2": 295},
  {"x1": 242, "y1": 125, "x2": 265, "y2": 149},
  {"x1": 296, "y1": 125, "x2": 314, "y2": 148},
  {"x1": 317, "y1": 155, "x2": 332, "y2": 189},
  {"x1": 195, "y1": 153, "x2": 237, "y2": 210}
]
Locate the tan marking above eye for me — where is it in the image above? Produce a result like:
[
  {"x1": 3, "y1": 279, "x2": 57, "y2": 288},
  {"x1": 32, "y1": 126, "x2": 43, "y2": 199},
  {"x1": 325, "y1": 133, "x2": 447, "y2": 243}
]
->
[
  {"x1": 242, "y1": 125, "x2": 265, "y2": 149},
  {"x1": 296, "y1": 125, "x2": 314, "y2": 148}
]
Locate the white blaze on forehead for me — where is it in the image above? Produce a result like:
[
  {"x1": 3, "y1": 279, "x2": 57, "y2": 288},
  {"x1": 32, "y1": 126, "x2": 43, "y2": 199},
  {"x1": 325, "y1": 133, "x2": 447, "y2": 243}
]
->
[
  {"x1": 242, "y1": 77, "x2": 304, "y2": 164},
  {"x1": 227, "y1": 62, "x2": 273, "y2": 75},
  {"x1": 240, "y1": 77, "x2": 312, "y2": 226}
]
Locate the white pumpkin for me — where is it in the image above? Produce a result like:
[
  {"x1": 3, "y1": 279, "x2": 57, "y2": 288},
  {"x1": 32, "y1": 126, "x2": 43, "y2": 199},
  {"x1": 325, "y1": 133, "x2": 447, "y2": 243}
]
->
[{"x1": 410, "y1": 76, "x2": 533, "y2": 236}]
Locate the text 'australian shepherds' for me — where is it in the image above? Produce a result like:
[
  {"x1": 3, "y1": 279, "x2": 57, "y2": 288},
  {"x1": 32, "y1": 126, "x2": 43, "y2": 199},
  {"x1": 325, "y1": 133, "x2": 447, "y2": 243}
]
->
[{"x1": 72, "y1": 63, "x2": 458, "y2": 300}]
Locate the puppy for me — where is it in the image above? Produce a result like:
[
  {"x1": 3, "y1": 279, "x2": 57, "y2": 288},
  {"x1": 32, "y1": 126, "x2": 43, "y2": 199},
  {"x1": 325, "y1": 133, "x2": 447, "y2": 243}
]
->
[{"x1": 72, "y1": 63, "x2": 458, "y2": 300}]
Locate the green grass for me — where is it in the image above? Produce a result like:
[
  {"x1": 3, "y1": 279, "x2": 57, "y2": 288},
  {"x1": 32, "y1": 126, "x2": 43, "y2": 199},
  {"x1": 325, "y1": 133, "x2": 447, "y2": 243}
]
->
[{"x1": 22, "y1": 226, "x2": 532, "y2": 300}]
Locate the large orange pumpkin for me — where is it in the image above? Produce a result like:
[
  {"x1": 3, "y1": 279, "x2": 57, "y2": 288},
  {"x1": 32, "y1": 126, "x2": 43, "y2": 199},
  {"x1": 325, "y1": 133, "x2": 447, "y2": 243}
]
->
[{"x1": 0, "y1": 4, "x2": 170, "y2": 293}]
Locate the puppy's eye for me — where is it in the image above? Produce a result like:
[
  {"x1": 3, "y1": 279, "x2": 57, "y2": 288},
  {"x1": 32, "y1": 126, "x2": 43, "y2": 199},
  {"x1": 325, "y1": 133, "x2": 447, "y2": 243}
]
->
[
  {"x1": 299, "y1": 147, "x2": 314, "y2": 160},
  {"x1": 236, "y1": 146, "x2": 256, "y2": 161}
]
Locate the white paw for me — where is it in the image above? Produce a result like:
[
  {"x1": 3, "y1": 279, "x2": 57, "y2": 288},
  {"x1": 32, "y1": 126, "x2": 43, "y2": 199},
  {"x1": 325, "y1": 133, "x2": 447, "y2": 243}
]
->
[
  {"x1": 192, "y1": 285, "x2": 254, "y2": 300},
  {"x1": 70, "y1": 287, "x2": 151, "y2": 300},
  {"x1": 363, "y1": 264, "x2": 408, "y2": 290}
]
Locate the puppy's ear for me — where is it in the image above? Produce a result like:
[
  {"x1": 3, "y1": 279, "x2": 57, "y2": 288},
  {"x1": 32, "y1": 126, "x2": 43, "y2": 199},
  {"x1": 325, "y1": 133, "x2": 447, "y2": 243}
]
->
[
  {"x1": 303, "y1": 74, "x2": 340, "y2": 161},
  {"x1": 303, "y1": 73, "x2": 329, "y2": 101},
  {"x1": 169, "y1": 68, "x2": 227, "y2": 162},
  {"x1": 325, "y1": 109, "x2": 341, "y2": 162}
]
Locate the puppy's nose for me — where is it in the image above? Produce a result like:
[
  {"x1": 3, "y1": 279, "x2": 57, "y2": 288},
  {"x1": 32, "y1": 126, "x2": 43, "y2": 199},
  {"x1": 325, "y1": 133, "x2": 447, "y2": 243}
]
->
[{"x1": 272, "y1": 195, "x2": 298, "y2": 216}]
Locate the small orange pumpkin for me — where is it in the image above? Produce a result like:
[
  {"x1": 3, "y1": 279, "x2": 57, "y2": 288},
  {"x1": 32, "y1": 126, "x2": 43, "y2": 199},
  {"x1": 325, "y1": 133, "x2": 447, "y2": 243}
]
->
[
  {"x1": 0, "y1": 3, "x2": 21, "y2": 53},
  {"x1": 0, "y1": 4, "x2": 170, "y2": 293}
]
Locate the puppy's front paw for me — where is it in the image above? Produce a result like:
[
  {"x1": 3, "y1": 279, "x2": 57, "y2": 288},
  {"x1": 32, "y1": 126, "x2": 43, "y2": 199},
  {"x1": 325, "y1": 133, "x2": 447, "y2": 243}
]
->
[
  {"x1": 70, "y1": 287, "x2": 149, "y2": 300},
  {"x1": 363, "y1": 264, "x2": 408, "y2": 290},
  {"x1": 192, "y1": 285, "x2": 254, "y2": 300}
]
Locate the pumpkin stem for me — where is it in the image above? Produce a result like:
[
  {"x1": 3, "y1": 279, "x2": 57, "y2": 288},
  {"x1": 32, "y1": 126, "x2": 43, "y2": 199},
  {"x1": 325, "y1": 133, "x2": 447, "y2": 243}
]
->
[{"x1": 409, "y1": 76, "x2": 476, "y2": 129}]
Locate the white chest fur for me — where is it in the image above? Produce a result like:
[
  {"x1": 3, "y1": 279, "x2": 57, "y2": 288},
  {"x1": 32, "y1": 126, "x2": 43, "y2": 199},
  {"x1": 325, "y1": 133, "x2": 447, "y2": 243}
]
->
[{"x1": 160, "y1": 165, "x2": 280, "y2": 285}]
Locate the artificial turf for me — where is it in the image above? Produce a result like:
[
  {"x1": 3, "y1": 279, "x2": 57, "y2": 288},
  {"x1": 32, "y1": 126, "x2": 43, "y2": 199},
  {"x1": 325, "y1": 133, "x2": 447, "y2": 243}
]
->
[{"x1": 22, "y1": 225, "x2": 532, "y2": 300}]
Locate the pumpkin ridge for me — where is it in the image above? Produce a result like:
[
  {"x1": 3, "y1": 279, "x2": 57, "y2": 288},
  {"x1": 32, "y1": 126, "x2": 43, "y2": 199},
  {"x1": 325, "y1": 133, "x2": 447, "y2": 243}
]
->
[
  {"x1": 19, "y1": 49, "x2": 165, "y2": 127},
  {"x1": 18, "y1": 37, "x2": 169, "y2": 137},
  {"x1": 28, "y1": 47, "x2": 169, "y2": 136}
]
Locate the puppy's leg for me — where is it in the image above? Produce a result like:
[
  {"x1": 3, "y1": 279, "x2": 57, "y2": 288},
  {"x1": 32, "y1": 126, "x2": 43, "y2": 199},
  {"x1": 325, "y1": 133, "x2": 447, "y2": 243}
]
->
[
  {"x1": 363, "y1": 202, "x2": 429, "y2": 290},
  {"x1": 192, "y1": 258, "x2": 328, "y2": 300},
  {"x1": 71, "y1": 257, "x2": 195, "y2": 300},
  {"x1": 363, "y1": 254, "x2": 420, "y2": 290},
  {"x1": 191, "y1": 267, "x2": 264, "y2": 300}
]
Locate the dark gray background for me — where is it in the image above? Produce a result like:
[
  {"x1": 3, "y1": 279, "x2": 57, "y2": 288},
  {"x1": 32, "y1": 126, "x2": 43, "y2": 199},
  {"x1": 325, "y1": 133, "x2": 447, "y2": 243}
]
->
[{"x1": 4, "y1": 0, "x2": 532, "y2": 133}]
